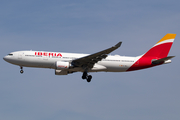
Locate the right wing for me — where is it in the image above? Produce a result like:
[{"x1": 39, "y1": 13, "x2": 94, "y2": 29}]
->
[{"x1": 72, "y1": 42, "x2": 122, "y2": 69}]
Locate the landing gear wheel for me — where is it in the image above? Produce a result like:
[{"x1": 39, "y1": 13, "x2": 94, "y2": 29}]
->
[
  {"x1": 20, "y1": 70, "x2": 24, "y2": 74},
  {"x1": 82, "y1": 71, "x2": 92, "y2": 82},
  {"x1": 82, "y1": 72, "x2": 87, "y2": 79},
  {"x1": 20, "y1": 66, "x2": 24, "y2": 74},
  {"x1": 87, "y1": 75, "x2": 92, "y2": 82}
]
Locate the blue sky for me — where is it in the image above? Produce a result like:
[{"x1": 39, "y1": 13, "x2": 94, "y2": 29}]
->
[{"x1": 0, "y1": 0, "x2": 180, "y2": 120}]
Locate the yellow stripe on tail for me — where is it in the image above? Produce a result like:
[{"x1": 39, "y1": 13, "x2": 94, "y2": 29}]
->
[{"x1": 156, "y1": 33, "x2": 176, "y2": 45}]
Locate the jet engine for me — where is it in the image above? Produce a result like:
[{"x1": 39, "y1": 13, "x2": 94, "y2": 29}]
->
[
  {"x1": 56, "y1": 61, "x2": 70, "y2": 70},
  {"x1": 55, "y1": 69, "x2": 68, "y2": 75}
]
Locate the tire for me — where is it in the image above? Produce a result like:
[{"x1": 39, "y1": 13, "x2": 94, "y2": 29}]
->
[
  {"x1": 82, "y1": 75, "x2": 86, "y2": 79},
  {"x1": 82, "y1": 72, "x2": 87, "y2": 79},
  {"x1": 20, "y1": 70, "x2": 24, "y2": 74},
  {"x1": 87, "y1": 75, "x2": 92, "y2": 82}
]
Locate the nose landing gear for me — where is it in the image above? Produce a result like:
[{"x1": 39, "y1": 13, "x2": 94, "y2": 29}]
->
[
  {"x1": 82, "y1": 71, "x2": 92, "y2": 82},
  {"x1": 20, "y1": 66, "x2": 24, "y2": 74}
]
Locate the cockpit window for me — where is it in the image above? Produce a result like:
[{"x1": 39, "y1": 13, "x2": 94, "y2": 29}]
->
[{"x1": 8, "y1": 54, "x2": 13, "y2": 56}]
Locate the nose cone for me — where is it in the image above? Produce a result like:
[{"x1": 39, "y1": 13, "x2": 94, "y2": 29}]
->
[
  {"x1": 3, "y1": 56, "x2": 8, "y2": 61},
  {"x1": 3, "y1": 56, "x2": 11, "y2": 63},
  {"x1": 3, "y1": 55, "x2": 14, "y2": 64}
]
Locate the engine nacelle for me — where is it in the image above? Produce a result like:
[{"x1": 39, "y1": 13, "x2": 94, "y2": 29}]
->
[
  {"x1": 55, "y1": 70, "x2": 68, "y2": 75},
  {"x1": 56, "y1": 61, "x2": 70, "y2": 70}
]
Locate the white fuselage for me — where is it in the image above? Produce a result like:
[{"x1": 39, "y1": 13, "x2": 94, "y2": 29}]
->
[
  {"x1": 3, "y1": 51, "x2": 139, "y2": 72},
  {"x1": 3, "y1": 34, "x2": 175, "y2": 82}
]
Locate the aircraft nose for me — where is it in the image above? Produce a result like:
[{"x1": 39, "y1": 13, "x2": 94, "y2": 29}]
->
[{"x1": 3, "y1": 56, "x2": 8, "y2": 61}]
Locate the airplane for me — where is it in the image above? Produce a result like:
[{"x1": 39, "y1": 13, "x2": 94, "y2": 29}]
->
[{"x1": 3, "y1": 33, "x2": 176, "y2": 82}]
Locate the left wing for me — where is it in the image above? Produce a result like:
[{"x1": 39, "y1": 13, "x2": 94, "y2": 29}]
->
[{"x1": 71, "y1": 42, "x2": 122, "y2": 69}]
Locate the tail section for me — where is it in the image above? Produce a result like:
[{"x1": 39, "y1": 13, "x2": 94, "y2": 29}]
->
[
  {"x1": 127, "y1": 33, "x2": 176, "y2": 71},
  {"x1": 142, "y1": 33, "x2": 176, "y2": 59}
]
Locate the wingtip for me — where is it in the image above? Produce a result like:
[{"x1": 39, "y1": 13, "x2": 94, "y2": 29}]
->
[
  {"x1": 168, "y1": 56, "x2": 175, "y2": 59},
  {"x1": 115, "y1": 42, "x2": 122, "y2": 48}
]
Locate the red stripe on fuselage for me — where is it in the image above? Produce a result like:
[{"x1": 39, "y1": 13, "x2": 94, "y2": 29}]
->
[{"x1": 127, "y1": 42, "x2": 173, "y2": 71}]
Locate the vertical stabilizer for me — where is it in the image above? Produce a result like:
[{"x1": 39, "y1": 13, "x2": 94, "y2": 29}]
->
[
  {"x1": 127, "y1": 33, "x2": 176, "y2": 71},
  {"x1": 142, "y1": 33, "x2": 176, "y2": 59}
]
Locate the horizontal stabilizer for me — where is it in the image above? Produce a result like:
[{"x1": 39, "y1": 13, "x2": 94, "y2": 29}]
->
[{"x1": 152, "y1": 56, "x2": 175, "y2": 65}]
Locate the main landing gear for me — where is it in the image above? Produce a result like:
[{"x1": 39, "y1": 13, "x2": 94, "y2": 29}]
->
[
  {"x1": 82, "y1": 71, "x2": 92, "y2": 82},
  {"x1": 20, "y1": 66, "x2": 24, "y2": 74}
]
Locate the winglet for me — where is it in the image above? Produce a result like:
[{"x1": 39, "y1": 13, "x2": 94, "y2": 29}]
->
[{"x1": 114, "y1": 42, "x2": 122, "y2": 48}]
